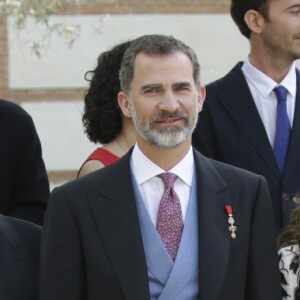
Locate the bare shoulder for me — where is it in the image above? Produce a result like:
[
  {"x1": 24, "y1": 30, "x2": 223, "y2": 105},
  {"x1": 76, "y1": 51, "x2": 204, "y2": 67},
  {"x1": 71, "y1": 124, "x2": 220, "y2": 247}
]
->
[{"x1": 77, "y1": 160, "x2": 105, "y2": 178}]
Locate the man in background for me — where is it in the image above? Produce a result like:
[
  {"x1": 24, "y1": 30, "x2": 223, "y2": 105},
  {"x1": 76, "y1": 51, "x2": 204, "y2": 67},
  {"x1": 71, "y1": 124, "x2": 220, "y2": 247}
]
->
[
  {"x1": 193, "y1": 0, "x2": 300, "y2": 229},
  {"x1": 0, "y1": 98, "x2": 49, "y2": 225}
]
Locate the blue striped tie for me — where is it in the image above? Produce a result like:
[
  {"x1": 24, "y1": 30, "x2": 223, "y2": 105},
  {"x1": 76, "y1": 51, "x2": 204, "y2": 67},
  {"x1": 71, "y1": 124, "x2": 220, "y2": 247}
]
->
[{"x1": 273, "y1": 86, "x2": 291, "y2": 174}]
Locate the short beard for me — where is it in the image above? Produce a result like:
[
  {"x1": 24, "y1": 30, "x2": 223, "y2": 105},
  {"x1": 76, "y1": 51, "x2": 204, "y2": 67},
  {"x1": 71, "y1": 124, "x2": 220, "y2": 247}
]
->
[{"x1": 131, "y1": 108, "x2": 198, "y2": 149}]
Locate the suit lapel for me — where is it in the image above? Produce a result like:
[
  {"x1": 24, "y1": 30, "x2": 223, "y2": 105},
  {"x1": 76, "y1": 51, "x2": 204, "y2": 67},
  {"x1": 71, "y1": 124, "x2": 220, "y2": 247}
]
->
[
  {"x1": 217, "y1": 63, "x2": 281, "y2": 180},
  {"x1": 88, "y1": 153, "x2": 150, "y2": 300},
  {"x1": 283, "y1": 70, "x2": 300, "y2": 181},
  {"x1": 194, "y1": 151, "x2": 238, "y2": 300}
]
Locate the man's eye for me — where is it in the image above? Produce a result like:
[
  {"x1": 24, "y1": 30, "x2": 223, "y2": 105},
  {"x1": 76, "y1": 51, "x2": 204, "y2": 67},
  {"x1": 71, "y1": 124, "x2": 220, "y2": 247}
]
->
[
  {"x1": 177, "y1": 86, "x2": 190, "y2": 91},
  {"x1": 145, "y1": 88, "x2": 157, "y2": 93},
  {"x1": 290, "y1": 8, "x2": 300, "y2": 14}
]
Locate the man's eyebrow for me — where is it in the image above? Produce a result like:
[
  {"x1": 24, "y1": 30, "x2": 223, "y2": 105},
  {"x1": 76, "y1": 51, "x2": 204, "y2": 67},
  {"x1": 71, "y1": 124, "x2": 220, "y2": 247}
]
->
[
  {"x1": 173, "y1": 82, "x2": 192, "y2": 88},
  {"x1": 140, "y1": 83, "x2": 161, "y2": 91},
  {"x1": 286, "y1": 4, "x2": 300, "y2": 10}
]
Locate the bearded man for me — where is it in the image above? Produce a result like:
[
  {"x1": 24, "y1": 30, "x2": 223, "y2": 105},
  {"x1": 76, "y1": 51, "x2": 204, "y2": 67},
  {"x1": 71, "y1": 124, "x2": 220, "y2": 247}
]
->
[{"x1": 39, "y1": 34, "x2": 281, "y2": 300}]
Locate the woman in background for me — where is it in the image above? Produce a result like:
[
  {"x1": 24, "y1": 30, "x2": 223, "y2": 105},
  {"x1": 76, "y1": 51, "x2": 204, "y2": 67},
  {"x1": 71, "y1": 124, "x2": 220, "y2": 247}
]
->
[
  {"x1": 78, "y1": 41, "x2": 135, "y2": 177},
  {"x1": 278, "y1": 195, "x2": 300, "y2": 300}
]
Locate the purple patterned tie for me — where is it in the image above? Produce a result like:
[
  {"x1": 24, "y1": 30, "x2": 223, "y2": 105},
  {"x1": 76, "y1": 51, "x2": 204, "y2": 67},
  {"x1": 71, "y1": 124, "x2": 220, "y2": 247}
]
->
[{"x1": 157, "y1": 173, "x2": 183, "y2": 260}]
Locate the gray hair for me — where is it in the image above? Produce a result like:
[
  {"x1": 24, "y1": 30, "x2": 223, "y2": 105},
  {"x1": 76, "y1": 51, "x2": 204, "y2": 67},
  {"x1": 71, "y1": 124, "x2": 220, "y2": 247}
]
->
[{"x1": 119, "y1": 34, "x2": 201, "y2": 95}]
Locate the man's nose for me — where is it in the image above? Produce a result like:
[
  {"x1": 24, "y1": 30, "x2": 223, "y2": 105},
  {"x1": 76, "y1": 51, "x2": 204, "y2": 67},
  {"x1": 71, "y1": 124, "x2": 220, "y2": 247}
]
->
[{"x1": 158, "y1": 91, "x2": 180, "y2": 112}]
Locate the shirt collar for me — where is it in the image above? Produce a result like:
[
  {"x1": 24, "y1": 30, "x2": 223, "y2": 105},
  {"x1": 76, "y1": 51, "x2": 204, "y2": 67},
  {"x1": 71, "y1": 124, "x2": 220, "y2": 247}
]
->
[
  {"x1": 242, "y1": 56, "x2": 296, "y2": 97},
  {"x1": 131, "y1": 143, "x2": 194, "y2": 187}
]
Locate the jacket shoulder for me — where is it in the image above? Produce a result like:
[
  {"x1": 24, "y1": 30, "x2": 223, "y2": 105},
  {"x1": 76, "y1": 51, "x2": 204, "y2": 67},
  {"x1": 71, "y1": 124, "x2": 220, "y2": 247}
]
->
[
  {"x1": 52, "y1": 152, "x2": 131, "y2": 199},
  {"x1": 0, "y1": 214, "x2": 42, "y2": 247},
  {"x1": 206, "y1": 62, "x2": 244, "y2": 91},
  {"x1": 0, "y1": 99, "x2": 30, "y2": 119},
  {"x1": 194, "y1": 149, "x2": 264, "y2": 183}
]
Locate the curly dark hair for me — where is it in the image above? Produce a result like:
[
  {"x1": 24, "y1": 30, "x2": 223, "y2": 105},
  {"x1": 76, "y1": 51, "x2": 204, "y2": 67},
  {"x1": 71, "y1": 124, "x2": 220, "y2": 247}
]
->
[
  {"x1": 82, "y1": 41, "x2": 131, "y2": 144},
  {"x1": 278, "y1": 195, "x2": 300, "y2": 249}
]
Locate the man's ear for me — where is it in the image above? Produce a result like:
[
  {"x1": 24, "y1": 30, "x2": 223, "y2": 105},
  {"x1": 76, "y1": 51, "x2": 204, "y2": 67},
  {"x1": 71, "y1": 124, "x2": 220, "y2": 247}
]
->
[
  {"x1": 197, "y1": 86, "x2": 206, "y2": 112},
  {"x1": 118, "y1": 91, "x2": 132, "y2": 118},
  {"x1": 244, "y1": 9, "x2": 265, "y2": 34}
]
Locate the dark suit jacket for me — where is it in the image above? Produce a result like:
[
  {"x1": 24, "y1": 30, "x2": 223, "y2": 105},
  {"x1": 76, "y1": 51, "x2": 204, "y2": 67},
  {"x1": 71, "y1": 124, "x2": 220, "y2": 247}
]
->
[
  {"x1": 0, "y1": 214, "x2": 42, "y2": 300},
  {"x1": 0, "y1": 99, "x2": 49, "y2": 225},
  {"x1": 39, "y1": 149, "x2": 281, "y2": 300},
  {"x1": 192, "y1": 63, "x2": 300, "y2": 229}
]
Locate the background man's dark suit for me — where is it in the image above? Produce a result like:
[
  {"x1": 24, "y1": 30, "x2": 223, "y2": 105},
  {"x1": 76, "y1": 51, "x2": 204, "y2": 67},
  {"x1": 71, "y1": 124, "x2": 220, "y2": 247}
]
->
[
  {"x1": 0, "y1": 214, "x2": 42, "y2": 300},
  {"x1": 0, "y1": 99, "x2": 49, "y2": 225},
  {"x1": 39, "y1": 149, "x2": 281, "y2": 300},
  {"x1": 193, "y1": 63, "x2": 300, "y2": 230}
]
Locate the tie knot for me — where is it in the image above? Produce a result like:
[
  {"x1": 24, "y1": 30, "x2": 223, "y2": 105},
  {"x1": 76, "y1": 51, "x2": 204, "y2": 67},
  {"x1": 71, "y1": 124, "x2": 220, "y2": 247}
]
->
[
  {"x1": 158, "y1": 172, "x2": 178, "y2": 189},
  {"x1": 274, "y1": 86, "x2": 288, "y2": 103}
]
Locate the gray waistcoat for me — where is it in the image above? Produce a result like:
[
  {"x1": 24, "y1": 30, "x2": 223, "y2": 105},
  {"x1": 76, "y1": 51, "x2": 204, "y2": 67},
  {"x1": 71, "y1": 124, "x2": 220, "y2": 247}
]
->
[{"x1": 132, "y1": 173, "x2": 199, "y2": 300}]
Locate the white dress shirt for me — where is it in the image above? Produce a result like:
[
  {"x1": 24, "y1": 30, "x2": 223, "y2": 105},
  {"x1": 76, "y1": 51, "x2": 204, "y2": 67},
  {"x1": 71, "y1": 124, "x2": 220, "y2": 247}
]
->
[
  {"x1": 241, "y1": 57, "x2": 296, "y2": 147},
  {"x1": 130, "y1": 144, "x2": 194, "y2": 226}
]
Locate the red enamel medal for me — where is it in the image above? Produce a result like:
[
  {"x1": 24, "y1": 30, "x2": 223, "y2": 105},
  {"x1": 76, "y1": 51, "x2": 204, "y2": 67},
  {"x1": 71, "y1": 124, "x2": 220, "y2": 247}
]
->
[{"x1": 225, "y1": 205, "x2": 237, "y2": 239}]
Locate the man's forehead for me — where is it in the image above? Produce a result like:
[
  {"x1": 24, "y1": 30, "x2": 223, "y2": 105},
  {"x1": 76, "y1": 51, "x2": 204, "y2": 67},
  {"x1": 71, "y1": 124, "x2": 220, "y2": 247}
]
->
[
  {"x1": 135, "y1": 50, "x2": 188, "y2": 61},
  {"x1": 133, "y1": 51, "x2": 193, "y2": 71}
]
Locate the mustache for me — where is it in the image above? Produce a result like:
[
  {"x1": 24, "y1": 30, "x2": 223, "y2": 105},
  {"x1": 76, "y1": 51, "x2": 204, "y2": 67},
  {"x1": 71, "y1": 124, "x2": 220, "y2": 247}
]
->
[{"x1": 150, "y1": 110, "x2": 189, "y2": 123}]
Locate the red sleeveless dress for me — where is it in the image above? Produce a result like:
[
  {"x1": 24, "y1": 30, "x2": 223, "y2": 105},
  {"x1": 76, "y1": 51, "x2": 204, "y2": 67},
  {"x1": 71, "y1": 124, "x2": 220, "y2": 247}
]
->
[{"x1": 77, "y1": 148, "x2": 119, "y2": 177}]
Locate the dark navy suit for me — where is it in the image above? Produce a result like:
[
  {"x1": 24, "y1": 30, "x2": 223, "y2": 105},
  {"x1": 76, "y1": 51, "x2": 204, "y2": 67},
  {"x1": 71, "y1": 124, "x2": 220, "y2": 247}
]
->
[{"x1": 193, "y1": 63, "x2": 300, "y2": 229}]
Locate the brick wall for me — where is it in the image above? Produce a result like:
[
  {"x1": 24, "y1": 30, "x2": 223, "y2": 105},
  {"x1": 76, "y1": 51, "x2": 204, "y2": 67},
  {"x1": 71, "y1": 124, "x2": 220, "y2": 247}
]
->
[
  {"x1": 0, "y1": 1, "x2": 230, "y2": 185},
  {"x1": 0, "y1": 17, "x2": 8, "y2": 93},
  {"x1": 61, "y1": 0, "x2": 230, "y2": 14},
  {"x1": 0, "y1": 0, "x2": 230, "y2": 103}
]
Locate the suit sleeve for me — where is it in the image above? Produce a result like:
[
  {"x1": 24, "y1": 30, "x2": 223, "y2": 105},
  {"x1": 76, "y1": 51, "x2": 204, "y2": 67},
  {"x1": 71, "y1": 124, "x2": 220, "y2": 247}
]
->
[
  {"x1": 39, "y1": 187, "x2": 85, "y2": 300},
  {"x1": 245, "y1": 176, "x2": 282, "y2": 300},
  {"x1": 9, "y1": 112, "x2": 49, "y2": 225}
]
